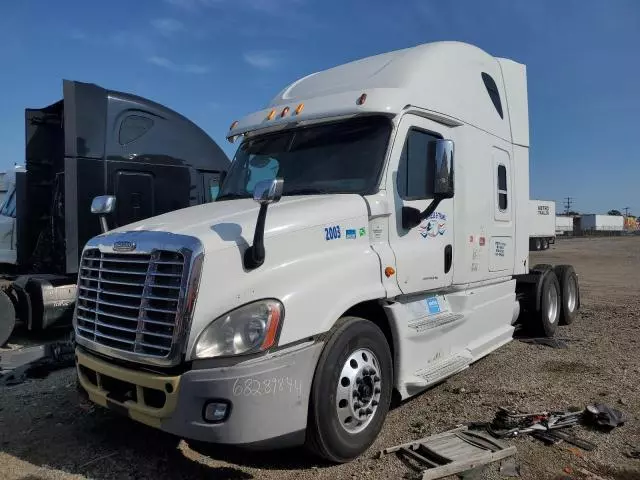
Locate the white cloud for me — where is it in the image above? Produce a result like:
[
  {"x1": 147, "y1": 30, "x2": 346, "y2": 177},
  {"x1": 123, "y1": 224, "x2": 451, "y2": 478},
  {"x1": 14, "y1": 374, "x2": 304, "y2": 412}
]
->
[
  {"x1": 243, "y1": 51, "x2": 280, "y2": 69},
  {"x1": 69, "y1": 30, "x2": 86, "y2": 41},
  {"x1": 147, "y1": 56, "x2": 210, "y2": 74},
  {"x1": 151, "y1": 18, "x2": 185, "y2": 36}
]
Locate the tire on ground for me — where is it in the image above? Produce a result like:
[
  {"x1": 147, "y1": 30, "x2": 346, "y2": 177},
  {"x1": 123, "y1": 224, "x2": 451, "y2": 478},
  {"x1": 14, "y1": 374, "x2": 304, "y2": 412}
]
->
[
  {"x1": 0, "y1": 289, "x2": 16, "y2": 347},
  {"x1": 305, "y1": 316, "x2": 393, "y2": 463},
  {"x1": 536, "y1": 270, "x2": 561, "y2": 337},
  {"x1": 554, "y1": 265, "x2": 580, "y2": 325}
]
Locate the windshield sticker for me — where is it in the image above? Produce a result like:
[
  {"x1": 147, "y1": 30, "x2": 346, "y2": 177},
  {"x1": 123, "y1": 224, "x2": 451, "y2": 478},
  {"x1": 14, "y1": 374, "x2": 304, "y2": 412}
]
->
[
  {"x1": 345, "y1": 229, "x2": 356, "y2": 240},
  {"x1": 419, "y1": 212, "x2": 447, "y2": 239},
  {"x1": 325, "y1": 225, "x2": 341, "y2": 241}
]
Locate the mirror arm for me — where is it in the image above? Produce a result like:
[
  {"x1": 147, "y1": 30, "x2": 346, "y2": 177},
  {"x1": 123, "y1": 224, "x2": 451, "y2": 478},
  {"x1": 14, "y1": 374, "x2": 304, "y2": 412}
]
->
[
  {"x1": 401, "y1": 196, "x2": 443, "y2": 230},
  {"x1": 99, "y1": 216, "x2": 109, "y2": 234},
  {"x1": 244, "y1": 203, "x2": 268, "y2": 270},
  {"x1": 420, "y1": 197, "x2": 443, "y2": 222}
]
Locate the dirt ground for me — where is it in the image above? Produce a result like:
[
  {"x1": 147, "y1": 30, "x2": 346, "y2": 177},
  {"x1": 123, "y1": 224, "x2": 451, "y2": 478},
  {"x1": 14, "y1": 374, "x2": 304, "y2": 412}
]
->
[{"x1": 1, "y1": 236, "x2": 639, "y2": 480}]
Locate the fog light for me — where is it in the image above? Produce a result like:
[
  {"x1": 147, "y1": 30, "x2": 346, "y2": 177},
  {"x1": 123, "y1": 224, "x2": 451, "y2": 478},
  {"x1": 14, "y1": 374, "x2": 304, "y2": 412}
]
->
[{"x1": 203, "y1": 401, "x2": 229, "y2": 423}]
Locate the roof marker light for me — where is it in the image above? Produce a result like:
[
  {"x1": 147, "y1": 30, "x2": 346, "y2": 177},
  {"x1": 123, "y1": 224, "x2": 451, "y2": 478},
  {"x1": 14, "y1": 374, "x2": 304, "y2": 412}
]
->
[
  {"x1": 267, "y1": 109, "x2": 276, "y2": 120},
  {"x1": 356, "y1": 93, "x2": 367, "y2": 105},
  {"x1": 229, "y1": 120, "x2": 239, "y2": 131},
  {"x1": 281, "y1": 106, "x2": 290, "y2": 118},
  {"x1": 295, "y1": 103, "x2": 304, "y2": 115}
]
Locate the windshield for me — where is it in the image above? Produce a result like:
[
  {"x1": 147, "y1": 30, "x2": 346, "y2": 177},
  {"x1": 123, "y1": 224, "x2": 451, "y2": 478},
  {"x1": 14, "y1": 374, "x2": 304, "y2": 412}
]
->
[{"x1": 218, "y1": 115, "x2": 392, "y2": 200}]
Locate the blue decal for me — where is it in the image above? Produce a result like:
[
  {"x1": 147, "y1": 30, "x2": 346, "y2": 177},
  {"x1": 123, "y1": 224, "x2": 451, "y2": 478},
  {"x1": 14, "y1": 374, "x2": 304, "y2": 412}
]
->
[
  {"x1": 324, "y1": 226, "x2": 342, "y2": 241},
  {"x1": 426, "y1": 297, "x2": 441, "y2": 315},
  {"x1": 418, "y1": 212, "x2": 447, "y2": 239},
  {"x1": 345, "y1": 229, "x2": 356, "y2": 239}
]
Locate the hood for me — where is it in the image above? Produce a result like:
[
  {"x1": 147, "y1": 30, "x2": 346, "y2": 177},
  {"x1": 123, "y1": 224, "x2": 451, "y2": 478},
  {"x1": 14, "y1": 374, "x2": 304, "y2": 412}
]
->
[{"x1": 106, "y1": 194, "x2": 369, "y2": 252}]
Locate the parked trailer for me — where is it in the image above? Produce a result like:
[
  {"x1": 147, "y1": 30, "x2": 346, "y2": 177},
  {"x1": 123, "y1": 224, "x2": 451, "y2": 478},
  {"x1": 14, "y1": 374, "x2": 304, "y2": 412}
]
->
[
  {"x1": 579, "y1": 214, "x2": 624, "y2": 232},
  {"x1": 74, "y1": 42, "x2": 580, "y2": 463},
  {"x1": 556, "y1": 216, "x2": 574, "y2": 235},
  {"x1": 0, "y1": 80, "x2": 230, "y2": 346},
  {"x1": 529, "y1": 200, "x2": 556, "y2": 250}
]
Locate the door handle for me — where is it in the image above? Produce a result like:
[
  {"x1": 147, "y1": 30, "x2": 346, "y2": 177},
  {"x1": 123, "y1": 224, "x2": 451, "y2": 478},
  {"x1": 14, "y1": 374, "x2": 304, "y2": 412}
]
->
[{"x1": 444, "y1": 244, "x2": 452, "y2": 274}]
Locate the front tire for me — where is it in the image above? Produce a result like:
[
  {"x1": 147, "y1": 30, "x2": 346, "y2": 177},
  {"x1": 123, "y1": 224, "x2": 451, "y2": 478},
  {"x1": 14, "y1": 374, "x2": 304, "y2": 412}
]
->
[{"x1": 305, "y1": 317, "x2": 393, "y2": 463}]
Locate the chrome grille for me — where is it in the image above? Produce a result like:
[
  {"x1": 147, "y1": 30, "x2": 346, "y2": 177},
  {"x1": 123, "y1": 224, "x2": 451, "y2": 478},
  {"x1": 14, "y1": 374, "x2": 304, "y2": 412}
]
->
[{"x1": 75, "y1": 248, "x2": 186, "y2": 358}]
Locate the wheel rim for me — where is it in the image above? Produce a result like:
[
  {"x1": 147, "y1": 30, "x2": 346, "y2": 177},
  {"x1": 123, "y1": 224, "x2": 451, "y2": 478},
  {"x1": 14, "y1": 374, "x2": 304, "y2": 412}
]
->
[
  {"x1": 566, "y1": 276, "x2": 577, "y2": 312},
  {"x1": 547, "y1": 282, "x2": 559, "y2": 324},
  {"x1": 335, "y1": 348, "x2": 382, "y2": 434}
]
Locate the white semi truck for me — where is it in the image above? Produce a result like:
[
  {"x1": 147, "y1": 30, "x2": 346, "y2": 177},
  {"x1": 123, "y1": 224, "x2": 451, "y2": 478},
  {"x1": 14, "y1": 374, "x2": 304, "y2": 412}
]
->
[{"x1": 74, "y1": 42, "x2": 580, "y2": 462}]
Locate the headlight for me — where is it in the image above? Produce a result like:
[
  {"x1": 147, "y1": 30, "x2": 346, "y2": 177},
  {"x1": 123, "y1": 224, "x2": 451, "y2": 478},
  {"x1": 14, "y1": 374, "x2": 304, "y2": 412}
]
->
[{"x1": 194, "y1": 299, "x2": 283, "y2": 359}]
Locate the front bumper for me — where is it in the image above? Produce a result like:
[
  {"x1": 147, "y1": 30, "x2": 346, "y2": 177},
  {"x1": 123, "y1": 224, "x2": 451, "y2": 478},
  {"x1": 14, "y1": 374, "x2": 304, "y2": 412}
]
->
[{"x1": 76, "y1": 341, "x2": 323, "y2": 447}]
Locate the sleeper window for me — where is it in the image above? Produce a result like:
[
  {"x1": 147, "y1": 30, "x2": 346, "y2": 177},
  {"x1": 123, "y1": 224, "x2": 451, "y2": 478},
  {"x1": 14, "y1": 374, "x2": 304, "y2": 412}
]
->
[
  {"x1": 497, "y1": 164, "x2": 508, "y2": 211},
  {"x1": 397, "y1": 129, "x2": 441, "y2": 200}
]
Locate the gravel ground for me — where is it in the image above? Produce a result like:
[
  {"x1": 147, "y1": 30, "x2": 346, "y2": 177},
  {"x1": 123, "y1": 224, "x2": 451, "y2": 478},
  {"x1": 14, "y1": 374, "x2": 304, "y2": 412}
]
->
[{"x1": 1, "y1": 236, "x2": 639, "y2": 480}]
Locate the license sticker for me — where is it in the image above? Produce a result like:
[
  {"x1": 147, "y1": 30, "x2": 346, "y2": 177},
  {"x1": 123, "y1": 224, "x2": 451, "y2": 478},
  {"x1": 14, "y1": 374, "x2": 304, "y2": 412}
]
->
[{"x1": 426, "y1": 297, "x2": 441, "y2": 315}]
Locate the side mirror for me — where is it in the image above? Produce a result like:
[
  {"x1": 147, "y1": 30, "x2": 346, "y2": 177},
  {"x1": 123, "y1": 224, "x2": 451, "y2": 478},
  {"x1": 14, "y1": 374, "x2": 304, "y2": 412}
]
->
[
  {"x1": 433, "y1": 139, "x2": 454, "y2": 198},
  {"x1": 91, "y1": 195, "x2": 116, "y2": 233},
  {"x1": 244, "y1": 178, "x2": 284, "y2": 270},
  {"x1": 253, "y1": 178, "x2": 284, "y2": 205},
  {"x1": 402, "y1": 139, "x2": 454, "y2": 230}
]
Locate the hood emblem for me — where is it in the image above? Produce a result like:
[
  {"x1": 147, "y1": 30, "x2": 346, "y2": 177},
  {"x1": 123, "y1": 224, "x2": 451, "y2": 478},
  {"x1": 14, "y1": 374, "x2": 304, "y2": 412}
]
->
[{"x1": 113, "y1": 241, "x2": 137, "y2": 253}]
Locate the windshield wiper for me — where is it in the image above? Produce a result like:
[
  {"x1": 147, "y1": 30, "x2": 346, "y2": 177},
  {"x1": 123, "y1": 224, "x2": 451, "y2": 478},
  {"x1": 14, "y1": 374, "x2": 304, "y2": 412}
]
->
[
  {"x1": 216, "y1": 193, "x2": 252, "y2": 201},
  {"x1": 283, "y1": 188, "x2": 331, "y2": 196}
]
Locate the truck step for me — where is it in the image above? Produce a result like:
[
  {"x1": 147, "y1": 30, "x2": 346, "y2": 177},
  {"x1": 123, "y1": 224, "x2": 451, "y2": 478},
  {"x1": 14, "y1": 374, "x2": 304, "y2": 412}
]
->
[{"x1": 414, "y1": 351, "x2": 472, "y2": 385}]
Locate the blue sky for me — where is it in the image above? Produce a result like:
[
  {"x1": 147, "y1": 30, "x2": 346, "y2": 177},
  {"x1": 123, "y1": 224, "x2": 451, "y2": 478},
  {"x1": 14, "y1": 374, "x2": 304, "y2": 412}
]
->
[{"x1": 0, "y1": 0, "x2": 638, "y2": 214}]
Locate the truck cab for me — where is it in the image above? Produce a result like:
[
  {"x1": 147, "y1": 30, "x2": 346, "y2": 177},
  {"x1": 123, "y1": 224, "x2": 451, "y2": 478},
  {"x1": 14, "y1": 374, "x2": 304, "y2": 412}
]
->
[
  {"x1": 74, "y1": 42, "x2": 580, "y2": 462},
  {"x1": 0, "y1": 80, "x2": 230, "y2": 346}
]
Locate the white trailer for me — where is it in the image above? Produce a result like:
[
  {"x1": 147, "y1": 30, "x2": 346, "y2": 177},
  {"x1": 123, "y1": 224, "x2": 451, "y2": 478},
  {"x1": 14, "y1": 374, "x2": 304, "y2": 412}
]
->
[
  {"x1": 74, "y1": 42, "x2": 581, "y2": 463},
  {"x1": 556, "y1": 216, "x2": 574, "y2": 235},
  {"x1": 529, "y1": 200, "x2": 556, "y2": 250},
  {"x1": 580, "y1": 214, "x2": 624, "y2": 232}
]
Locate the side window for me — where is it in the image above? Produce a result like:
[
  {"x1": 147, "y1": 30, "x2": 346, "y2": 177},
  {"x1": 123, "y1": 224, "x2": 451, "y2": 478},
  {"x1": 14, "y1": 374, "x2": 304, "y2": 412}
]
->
[
  {"x1": 497, "y1": 164, "x2": 508, "y2": 211},
  {"x1": 397, "y1": 129, "x2": 441, "y2": 200},
  {"x1": 481, "y1": 72, "x2": 504, "y2": 119},
  {"x1": 119, "y1": 115, "x2": 154, "y2": 145}
]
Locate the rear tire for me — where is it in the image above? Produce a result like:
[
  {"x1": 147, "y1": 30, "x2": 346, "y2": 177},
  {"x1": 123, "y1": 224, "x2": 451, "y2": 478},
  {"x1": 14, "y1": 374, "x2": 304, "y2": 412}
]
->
[
  {"x1": 536, "y1": 271, "x2": 561, "y2": 337},
  {"x1": 554, "y1": 265, "x2": 580, "y2": 325},
  {"x1": 0, "y1": 289, "x2": 16, "y2": 347},
  {"x1": 535, "y1": 238, "x2": 542, "y2": 251},
  {"x1": 542, "y1": 239, "x2": 549, "y2": 250},
  {"x1": 305, "y1": 317, "x2": 393, "y2": 463}
]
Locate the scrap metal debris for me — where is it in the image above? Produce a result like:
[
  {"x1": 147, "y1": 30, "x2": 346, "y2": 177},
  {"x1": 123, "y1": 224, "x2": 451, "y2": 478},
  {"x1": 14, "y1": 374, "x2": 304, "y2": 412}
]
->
[
  {"x1": 378, "y1": 426, "x2": 516, "y2": 480},
  {"x1": 583, "y1": 403, "x2": 627, "y2": 430}
]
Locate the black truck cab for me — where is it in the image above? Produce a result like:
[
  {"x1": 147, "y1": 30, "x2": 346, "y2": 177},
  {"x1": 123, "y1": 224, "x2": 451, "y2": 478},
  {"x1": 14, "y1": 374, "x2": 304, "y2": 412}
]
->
[{"x1": 0, "y1": 79, "x2": 229, "y2": 343}]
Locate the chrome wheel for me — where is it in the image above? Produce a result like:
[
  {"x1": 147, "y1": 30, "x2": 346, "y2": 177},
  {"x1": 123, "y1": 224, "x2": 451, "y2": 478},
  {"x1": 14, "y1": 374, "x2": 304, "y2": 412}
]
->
[
  {"x1": 566, "y1": 275, "x2": 577, "y2": 312},
  {"x1": 547, "y1": 282, "x2": 559, "y2": 324},
  {"x1": 335, "y1": 348, "x2": 381, "y2": 434}
]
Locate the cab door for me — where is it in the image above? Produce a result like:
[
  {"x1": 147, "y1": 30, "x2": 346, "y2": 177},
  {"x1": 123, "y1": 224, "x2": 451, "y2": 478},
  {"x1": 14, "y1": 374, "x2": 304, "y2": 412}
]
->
[{"x1": 387, "y1": 114, "x2": 456, "y2": 295}]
